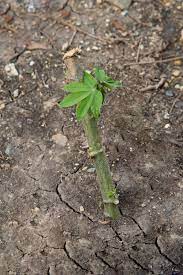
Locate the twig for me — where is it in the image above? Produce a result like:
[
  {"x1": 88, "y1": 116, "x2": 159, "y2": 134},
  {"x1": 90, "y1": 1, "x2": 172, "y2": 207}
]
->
[
  {"x1": 123, "y1": 56, "x2": 183, "y2": 66},
  {"x1": 68, "y1": 29, "x2": 77, "y2": 49},
  {"x1": 127, "y1": 14, "x2": 149, "y2": 27},
  {"x1": 57, "y1": 18, "x2": 109, "y2": 44},
  {"x1": 169, "y1": 93, "x2": 182, "y2": 114},
  {"x1": 140, "y1": 75, "x2": 166, "y2": 92},
  {"x1": 136, "y1": 37, "x2": 142, "y2": 63}
]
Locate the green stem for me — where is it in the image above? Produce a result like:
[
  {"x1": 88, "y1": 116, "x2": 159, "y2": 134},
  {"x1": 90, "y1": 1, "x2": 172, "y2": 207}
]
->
[{"x1": 83, "y1": 113, "x2": 121, "y2": 219}]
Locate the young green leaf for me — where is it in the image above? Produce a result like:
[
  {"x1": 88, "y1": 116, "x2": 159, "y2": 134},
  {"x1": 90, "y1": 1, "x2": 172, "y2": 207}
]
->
[
  {"x1": 103, "y1": 78, "x2": 121, "y2": 90},
  {"x1": 91, "y1": 90, "x2": 103, "y2": 118},
  {"x1": 59, "y1": 90, "x2": 91, "y2": 108},
  {"x1": 94, "y1": 67, "x2": 121, "y2": 90},
  {"x1": 76, "y1": 93, "x2": 94, "y2": 120},
  {"x1": 83, "y1": 71, "x2": 97, "y2": 88},
  {"x1": 94, "y1": 68, "x2": 106, "y2": 82},
  {"x1": 64, "y1": 82, "x2": 89, "y2": 93}
]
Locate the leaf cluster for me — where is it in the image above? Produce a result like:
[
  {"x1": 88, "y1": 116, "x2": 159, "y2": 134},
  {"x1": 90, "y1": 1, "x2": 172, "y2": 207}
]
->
[{"x1": 59, "y1": 68, "x2": 121, "y2": 120}]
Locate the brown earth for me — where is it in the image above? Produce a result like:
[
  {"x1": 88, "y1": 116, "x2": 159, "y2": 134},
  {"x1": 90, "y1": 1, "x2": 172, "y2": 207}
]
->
[{"x1": 0, "y1": 0, "x2": 183, "y2": 274}]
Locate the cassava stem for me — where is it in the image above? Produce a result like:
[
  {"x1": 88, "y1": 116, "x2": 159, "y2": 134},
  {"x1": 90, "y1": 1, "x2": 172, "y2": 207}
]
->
[
  {"x1": 64, "y1": 56, "x2": 120, "y2": 219},
  {"x1": 83, "y1": 114, "x2": 120, "y2": 219}
]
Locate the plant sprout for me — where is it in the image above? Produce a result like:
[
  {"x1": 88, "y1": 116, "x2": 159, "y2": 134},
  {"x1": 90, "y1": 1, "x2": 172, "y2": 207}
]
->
[{"x1": 59, "y1": 67, "x2": 121, "y2": 219}]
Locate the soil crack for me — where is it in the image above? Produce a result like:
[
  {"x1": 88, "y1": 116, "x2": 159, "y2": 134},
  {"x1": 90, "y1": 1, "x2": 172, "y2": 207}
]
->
[
  {"x1": 155, "y1": 237, "x2": 177, "y2": 266},
  {"x1": 110, "y1": 225, "x2": 123, "y2": 243},
  {"x1": 15, "y1": 245, "x2": 26, "y2": 258},
  {"x1": 56, "y1": 184, "x2": 94, "y2": 222},
  {"x1": 128, "y1": 254, "x2": 154, "y2": 274},
  {"x1": 120, "y1": 208, "x2": 146, "y2": 236},
  {"x1": 95, "y1": 252, "x2": 116, "y2": 271},
  {"x1": 63, "y1": 242, "x2": 93, "y2": 273}
]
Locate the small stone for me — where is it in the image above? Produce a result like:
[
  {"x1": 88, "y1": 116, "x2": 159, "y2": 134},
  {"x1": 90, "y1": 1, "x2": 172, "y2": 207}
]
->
[
  {"x1": 174, "y1": 60, "x2": 182, "y2": 66},
  {"x1": 12, "y1": 89, "x2": 20, "y2": 98},
  {"x1": 29, "y1": 60, "x2": 35, "y2": 66},
  {"x1": 76, "y1": 21, "x2": 81, "y2": 26},
  {"x1": 172, "y1": 70, "x2": 181, "y2": 77},
  {"x1": 32, "y1": 72, "x2": 36, "y2": 79},
  {"x1": 5, "y1": 144, "x2": 14, "y2": 156},
  {"x1": 164, "y1": 123, "x2": 170, "y2": 129},
  {"x1": 62, "y1": 42, "x2": 69, "y2": 51},
  {"x1": 108, "y1": 0, "x2": 132, "y2": 9},
  {"x1": 113, "y1": 173, "x2": 121, "y2": 182},
  {"x1": 51, "y1": 76, "x2": 57, "y2": 82},
  {"x1": 164, "y1": 112, "x2": 170, "y2": 119},
  {"x1": 5, "y1": 63, "x2": 18, "y2": 77},
  {"x1": 165, "y1": 89, "x2": 174, "y2": 97},
  {"x1": 32, "y1": 207, "x2": 40, "y2": 213},
  {"x1": 52, "y1": 133, "x2": 68, "y2": 147},
  {"x1": 139, "y1": 44, "x2": 144, "y2": 50},
  {"x1": 175, "y1": 101, "x2": 183, "y2": 108},
  {"x1": 87, "y1": 167, "x2": 96, "y2": 173},
  {"x1": 92, "y1": 46, "x2": 100, "y2": 51},
  {"x1": 121, "y1": 10, "x2": 128, "y2": 16},
  {"x1": 79, "y1": 206, "x2": 84, "y2": 212},
  {"x1": 175, "y1": 84, "x2": 181, "y2": 89},
  {"x1": 0, "y1": 101, "x2": 5, "y2": 110},
  {"x1": 164, "y1": 82, "x2": 169, "y2": 88}
]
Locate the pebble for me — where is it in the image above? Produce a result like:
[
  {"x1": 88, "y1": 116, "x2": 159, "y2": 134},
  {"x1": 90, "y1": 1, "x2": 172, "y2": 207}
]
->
[
  {"x1": 175, "y1": 101, "x2": 183, "y2": 108},
  {"x1": 51, "y1": 76, "x2": 57, "y2": 82},
  {"x1": 165, "y1": 89, "x2": 174, "y2": 97},
  {"x1": 52, "y1": 133, "x2": 68, "y2": 147},
  {"x1": 5, "y1": 144, "x2": 14, "y2": 156},
  {"x1": 139, "y1": 44, "x2": 144, "y2": 50},
  {"x1": 108, "y1": 0, "x2": 132, "y2": 9},
  {"x1": 113, "y1": 173, "x2": 121, "y2": 182},
  {"x1": 175, "y1": 84, "x2": 181, "y2": 90},
  {"x1": 92, "y1": 46, "x2": 100, "y2": 51},
  {"x1": 62, "y1": 42, "x2": 69, "y2": 51},
  {"x1": 164, "y1": 112, "x2": 170, "y2": 119},
  {"x1": 87, "y1": 167, "x2": 96, "y2": 173},
  {"x1": 0, "y1": 101, "x2": 5, "y2": 110},
  {"x1": 12, "y1": 89, "x2": 20, "y2": 98},
  {"x1": 5, "y1": 63, "x2": 18, "y2": 77},
  {"x1": 164, "y1": 123, "x2": 170, "y2": 129},
  {"x1": 29, "y1": 60, "x2": 35, "y2": 66},
  {"x1": 172, "y1": 70, "x2": 181, "y2": 77},
  {"x1": 174, "y1": 60, "x2": 182, "y2": 66},
  {"x1": 79, "y1": 206, "x2": 84, "y2": 212},
  {"x1": 76, "y1": 21, "x2": 81, "y2": 26}
]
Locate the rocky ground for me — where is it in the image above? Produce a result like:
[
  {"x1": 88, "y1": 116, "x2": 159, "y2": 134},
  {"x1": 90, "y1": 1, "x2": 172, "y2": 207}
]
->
[{"x1": 0, "y1": 0, "x2": 183, "y2": 274}]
